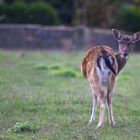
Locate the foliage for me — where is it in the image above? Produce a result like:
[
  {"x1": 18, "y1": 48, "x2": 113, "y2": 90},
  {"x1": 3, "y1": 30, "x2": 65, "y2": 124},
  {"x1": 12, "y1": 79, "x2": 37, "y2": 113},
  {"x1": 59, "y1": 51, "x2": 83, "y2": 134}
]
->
[
  {"x1": 4, "y1": 0, "x2": 75, "y2": 25},
  {"x1": 0, "y1": 1, "x2": 60, "y2": 25},
  {"x1": 75, "y1": 0, "x2": 121, "y2": 27},
  {"x1": 116, "y1": 4, "x2": 140, "y2": 32},
  {"x1": 8, "y1": 121, "x2": 39, "y2": 133},
  {"x1": 3, "y1": 0, "x2": 140, "y2": 28}
]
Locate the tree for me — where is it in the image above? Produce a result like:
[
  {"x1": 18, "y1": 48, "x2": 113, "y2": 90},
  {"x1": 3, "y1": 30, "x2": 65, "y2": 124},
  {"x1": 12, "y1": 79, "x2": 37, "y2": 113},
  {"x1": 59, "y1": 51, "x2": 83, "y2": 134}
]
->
[{"x1": 75, "y1": 0, "x2": 121, "y2": 28}]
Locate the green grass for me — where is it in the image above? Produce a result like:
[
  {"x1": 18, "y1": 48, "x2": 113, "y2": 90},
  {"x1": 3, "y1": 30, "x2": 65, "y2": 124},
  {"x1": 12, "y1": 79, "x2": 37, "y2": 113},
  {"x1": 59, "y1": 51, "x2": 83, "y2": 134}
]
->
[{"x1": 0, "y1": 51, "x2": 140, "y2": 140}]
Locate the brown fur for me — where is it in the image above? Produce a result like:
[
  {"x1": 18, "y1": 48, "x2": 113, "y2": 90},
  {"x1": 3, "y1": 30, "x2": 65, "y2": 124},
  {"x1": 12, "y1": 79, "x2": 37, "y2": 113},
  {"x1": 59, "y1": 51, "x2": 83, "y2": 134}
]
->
[
  {"x1": 115, "y1": 53, "x2": 127, "y2": 74},
  {"x1": 81, "y1": 45, "x2": 118, "y2": 128}
]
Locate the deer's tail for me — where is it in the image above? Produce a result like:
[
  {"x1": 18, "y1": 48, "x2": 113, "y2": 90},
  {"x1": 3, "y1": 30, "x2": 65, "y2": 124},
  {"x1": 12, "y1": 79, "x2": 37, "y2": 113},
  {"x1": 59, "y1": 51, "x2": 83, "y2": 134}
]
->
[{"x1": 97, "y1": 55, "x2": 116, "y2": 76}]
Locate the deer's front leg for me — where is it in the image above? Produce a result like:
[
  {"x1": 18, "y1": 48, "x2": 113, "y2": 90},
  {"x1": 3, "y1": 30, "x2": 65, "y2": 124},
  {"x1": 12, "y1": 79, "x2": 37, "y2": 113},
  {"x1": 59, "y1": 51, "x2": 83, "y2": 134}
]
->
[{"x1": 97, "y1": 95, "x2": 106, "y2": 128}]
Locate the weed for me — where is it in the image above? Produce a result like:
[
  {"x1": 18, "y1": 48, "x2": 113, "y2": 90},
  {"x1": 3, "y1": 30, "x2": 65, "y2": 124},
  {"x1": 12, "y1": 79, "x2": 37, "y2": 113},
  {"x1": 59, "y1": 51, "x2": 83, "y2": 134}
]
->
[
  {"x1": 34, "y1": 63, "x2": 81, "y2": 78},
  {"x1": 51, "y1": 69, "x2": 77, "y2": 77},
  {"x1": 8, "y1": 121, "x2": 39, "y2": 133},
  {"x1": 34, "y1": 63, "x2": 48, "y2": 70},
  {"x1": 48, "y1": 64, "x2": 62, "y2": 70}
]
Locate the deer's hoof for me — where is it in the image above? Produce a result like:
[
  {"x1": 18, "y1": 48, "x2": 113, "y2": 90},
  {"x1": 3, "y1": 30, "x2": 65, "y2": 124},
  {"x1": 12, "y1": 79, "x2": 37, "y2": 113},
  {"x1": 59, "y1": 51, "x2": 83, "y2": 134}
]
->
[
  {"x1": 96, "y1": 124, "x2": 104, "y2": 129},
  {"x1": 109, "y1": 123, "x2": 116, "y2": 128}
]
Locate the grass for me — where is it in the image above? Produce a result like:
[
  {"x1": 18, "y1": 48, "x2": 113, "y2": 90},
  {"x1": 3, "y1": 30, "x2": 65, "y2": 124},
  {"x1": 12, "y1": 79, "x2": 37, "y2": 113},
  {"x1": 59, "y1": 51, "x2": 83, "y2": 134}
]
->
[{"x1": 0, "y1": 50, "x2": 140, "y2": 140}]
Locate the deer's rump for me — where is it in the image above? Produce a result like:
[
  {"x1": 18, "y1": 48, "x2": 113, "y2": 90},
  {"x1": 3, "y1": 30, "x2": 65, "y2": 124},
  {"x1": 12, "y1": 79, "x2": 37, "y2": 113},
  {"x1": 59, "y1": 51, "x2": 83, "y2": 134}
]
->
[{"x1": 81, "y1": 46, "x2": 118, "y2": 79}]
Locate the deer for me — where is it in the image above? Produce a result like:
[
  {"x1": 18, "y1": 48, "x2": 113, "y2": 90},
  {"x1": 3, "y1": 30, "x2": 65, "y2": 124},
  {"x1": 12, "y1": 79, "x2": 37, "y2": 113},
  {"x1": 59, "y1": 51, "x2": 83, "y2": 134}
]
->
[{"x1": 81, "y1": 29, "x2": 140, "y2": 128}]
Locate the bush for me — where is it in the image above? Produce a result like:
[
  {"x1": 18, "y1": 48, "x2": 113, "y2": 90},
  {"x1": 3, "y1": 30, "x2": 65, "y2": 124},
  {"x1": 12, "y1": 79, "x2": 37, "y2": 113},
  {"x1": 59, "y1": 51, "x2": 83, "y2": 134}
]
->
[
  {"x1": 116, "y1": 4, "x2": 140, "y2": 32},
  {"x1": 4, "y1": 0, "x2": 75, "y2": 25},
  {"x1": 0, "y1": 1, "x2": 60, "y2": 25}
]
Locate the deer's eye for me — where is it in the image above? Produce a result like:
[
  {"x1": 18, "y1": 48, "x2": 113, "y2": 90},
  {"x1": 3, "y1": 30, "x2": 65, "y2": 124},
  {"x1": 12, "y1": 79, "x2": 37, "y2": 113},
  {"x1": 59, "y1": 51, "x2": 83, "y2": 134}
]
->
[
  {"x1": 119, "y1": 41, "x2": 123, "y2": 44},
  {"x1": 128, "y1": 42, "x2": 134, "y2": 46},
  {"x1": 118, "y1": 41, "x2": 124, "y2": 44}
]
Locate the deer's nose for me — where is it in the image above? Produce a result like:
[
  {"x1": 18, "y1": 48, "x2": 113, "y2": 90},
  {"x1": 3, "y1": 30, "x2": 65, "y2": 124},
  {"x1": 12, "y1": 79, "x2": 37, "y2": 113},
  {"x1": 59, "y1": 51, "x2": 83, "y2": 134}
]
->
[
  {"x1": 121, "y1": 49, "x2": 129, "y2": 57},
  {"x1": 123, "y1": 52, "x2": 128, "y2": 57}
]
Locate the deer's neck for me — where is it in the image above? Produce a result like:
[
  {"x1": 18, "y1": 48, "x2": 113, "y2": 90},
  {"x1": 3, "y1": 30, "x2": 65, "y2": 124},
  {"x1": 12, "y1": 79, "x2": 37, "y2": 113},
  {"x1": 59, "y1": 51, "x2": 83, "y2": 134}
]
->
[{"x1": 115, "y1": 53, "x2": 129, "y2": 74}]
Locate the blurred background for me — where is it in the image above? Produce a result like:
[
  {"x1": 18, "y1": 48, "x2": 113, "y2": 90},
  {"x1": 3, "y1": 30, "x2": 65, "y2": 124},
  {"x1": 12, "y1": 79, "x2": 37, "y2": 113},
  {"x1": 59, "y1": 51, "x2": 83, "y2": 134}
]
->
[{"x1": 0, "y1": 0, "x2": 139, "y2": 51}]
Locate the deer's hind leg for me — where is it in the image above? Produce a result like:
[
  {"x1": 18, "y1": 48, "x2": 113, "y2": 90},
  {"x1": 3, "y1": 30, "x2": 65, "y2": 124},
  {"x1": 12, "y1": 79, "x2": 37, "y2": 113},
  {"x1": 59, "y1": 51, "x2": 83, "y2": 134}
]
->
[
  {"x1": 97, "y1": 90, "x2": 107, "y2": 128},
  {"x1": 107, "y1": 77, "x2": 116, "y2": 127},
  {"x1": 107, "y1": 92, "x2": 115, "y2": 128},
  {"x1": 89, "y1": 93, "x2": 98, "y2": 125}
]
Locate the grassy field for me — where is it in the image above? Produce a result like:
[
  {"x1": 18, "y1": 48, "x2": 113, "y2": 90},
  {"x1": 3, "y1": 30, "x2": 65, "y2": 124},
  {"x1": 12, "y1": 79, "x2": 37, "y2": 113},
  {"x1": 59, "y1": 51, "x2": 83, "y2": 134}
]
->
[{"x1": 0, "y1": 50, "x2": 140, "y2": 140}]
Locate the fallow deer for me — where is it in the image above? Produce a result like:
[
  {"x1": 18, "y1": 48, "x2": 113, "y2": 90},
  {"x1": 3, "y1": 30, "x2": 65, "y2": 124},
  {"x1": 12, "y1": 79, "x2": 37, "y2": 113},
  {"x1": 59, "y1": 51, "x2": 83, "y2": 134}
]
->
[{"x1": 81, "y1": 29, "x2": 140, "y2": 128}]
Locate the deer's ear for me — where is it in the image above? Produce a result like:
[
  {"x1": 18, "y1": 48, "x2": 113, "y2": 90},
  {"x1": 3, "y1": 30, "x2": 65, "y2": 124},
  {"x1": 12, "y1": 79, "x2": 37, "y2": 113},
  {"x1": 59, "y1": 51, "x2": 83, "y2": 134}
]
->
[
  {"x1": 133, "y1": 31, "x2": 140, "y2": 42},
  {"x1": 112, "y1": 29, "x2": 122, "y2": 40}
]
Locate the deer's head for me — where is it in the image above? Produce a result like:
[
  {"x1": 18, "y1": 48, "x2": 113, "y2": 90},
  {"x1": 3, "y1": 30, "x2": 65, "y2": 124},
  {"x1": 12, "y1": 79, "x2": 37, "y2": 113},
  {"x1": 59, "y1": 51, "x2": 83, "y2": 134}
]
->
[{"x1": 112, "y1": 29, "x2": 140, "y2": 58}]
